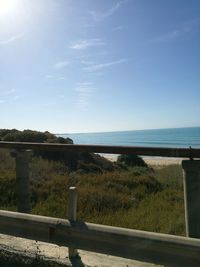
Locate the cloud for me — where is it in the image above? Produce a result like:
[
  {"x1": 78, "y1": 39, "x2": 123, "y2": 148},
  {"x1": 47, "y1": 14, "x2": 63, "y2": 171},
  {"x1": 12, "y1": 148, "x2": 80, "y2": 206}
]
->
[
  {"x1": 151, "y1": 31, "x2": 182, "y2": 43},
  {"x1": 0, "y1": 88, "x2": 20, "y2": 102},
  {"x1": 113, "y1": 25, "x2": 124, "y2": 31},
  {"x1": 75, "y1": 82, "x2": 94, "y2": 91},
  {"x1": 150, "y1": 18, "x2": 200, "y2": 43},
  {"x1": 41, "y1": 102, "x2": 54, "y2": 107},
  {"x1": 74, "y1": 82, "x2": 95, "y2": 109},
  {"x1": 13, "y1": 95, "x2": 20, "y2": 101},
  {"x1": 90, "y1": 0, "x2": 127, "y2": 21},
  {"x1": 83, "y1": 58, "x2": 127, "y2": 72},
  {"x1": 81, "y1": 60, "x2": 95, "y2": 65},
  {"x1": 0, "y1": 88, "x2": 16, "y2": 95},
  {"x1": 45, "y1": 74, "x2": 54, "y2": 79},
  {"x1": 58, "y1": 94, "x2": 65, "y2": 99},
  {"x1": 57, "y1": 76, "x2": 66, "y2": 80},
  {"x1": 0, "y1": 33, "x2": 24, "y2": 45},
  {"x1": 45, "y1": 74, "x2": 66, "y2": 80},
  {"x1": 69, "y1": 38, "x2": 104, "y2": 50},
  {"x1": 182, "y1": 17, "x2": 200, "y2": 31},
  {"x1": 54, "y1": 60, "x2": 69, "y2": 69}
]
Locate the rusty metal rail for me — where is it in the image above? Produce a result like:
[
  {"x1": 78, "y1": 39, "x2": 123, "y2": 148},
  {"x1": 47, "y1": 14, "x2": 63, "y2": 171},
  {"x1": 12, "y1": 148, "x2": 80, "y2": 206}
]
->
[{"x1": 0, "y1": 141, "x2": 200, "y2": 158}]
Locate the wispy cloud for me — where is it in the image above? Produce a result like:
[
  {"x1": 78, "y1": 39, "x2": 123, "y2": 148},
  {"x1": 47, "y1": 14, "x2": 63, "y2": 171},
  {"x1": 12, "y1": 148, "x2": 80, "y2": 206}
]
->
[
  {"x1": 58, "y1": 94, "x2": 65, "y2": 99},
  {"x1": 183, "y1": 17, "x2": 200, "y2": 30},
  {"x1": 151, "y1": 18, "x2": 200, "y2": 43},
  {"x1": 74, "y1": 82, "x2": 95, "y2": 109},
  {"x1": 13, "y1": 95, "x2": 20, "y2": 101},
  {"x1": 81, "y1": 60, "x2": 95, "y2": 65},
  {"x1": 151, "y1": 31, "x2": 182, "y2": 43},
  {"x1": 0, "y1": 88, "x2": 20, "y2": 103},
  {"x1": 41, "y1": 102, "x2": 55, "y2": 107},
  {"x1": 45, "y1": 74, "x2": 54, "y2": 79},
  {"x1": 0, "y1": 88, "x2": 16, "y2": 95},
  {"x1": 45, "y1": 74, "x2": 66, "y2": 80},
  {"x1": 83, "y1": 58, "x2": 127, "y2": 72},
  {"x1": 57, "y1": 76, "x2": 66, "y2": 80},
  {"x1": 69, "y1": 38, "x2": 105, "y2": 50},
  {"x1": 90, "y1": 0, "x2": 127, "y2": 21},
  {"x1": 54, "y1": 60, "x2": 69, "y2": 69},
  {"x1": 113, "y1": 25, "x2": 124, "y2": 31},
  {"x1": 0, "y1": 33, "x2": 24, "y2": 45}
]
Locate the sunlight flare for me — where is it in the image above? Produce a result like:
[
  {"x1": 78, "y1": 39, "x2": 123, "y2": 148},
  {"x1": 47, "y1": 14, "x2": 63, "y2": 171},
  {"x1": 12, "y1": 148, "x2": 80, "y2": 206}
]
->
[{"x1": 0, "y1": 0, "x2": 20, "y2": 18}]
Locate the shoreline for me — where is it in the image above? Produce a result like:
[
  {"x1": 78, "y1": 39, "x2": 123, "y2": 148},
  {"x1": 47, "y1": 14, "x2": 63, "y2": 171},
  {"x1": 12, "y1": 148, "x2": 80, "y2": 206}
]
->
[
  {"x1": 101, "y1": 154, "x2": 183, "y2": 166},
  {"x1": 143, "y1": 157, "x2": 182, "y2": 166}
]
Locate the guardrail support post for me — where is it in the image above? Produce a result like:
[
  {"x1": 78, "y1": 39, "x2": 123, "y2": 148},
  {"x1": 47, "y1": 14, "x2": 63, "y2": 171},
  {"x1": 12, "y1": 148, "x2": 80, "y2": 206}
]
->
[
  {"x1": 182, "y1": 160, "x2": 200, "y2": 238},
  {"x1": 68, "y1": 186, "x2": 78, "y2": 258},
  {"x1": 11, "y1": 149, "x2": 32, "y2": 213}
]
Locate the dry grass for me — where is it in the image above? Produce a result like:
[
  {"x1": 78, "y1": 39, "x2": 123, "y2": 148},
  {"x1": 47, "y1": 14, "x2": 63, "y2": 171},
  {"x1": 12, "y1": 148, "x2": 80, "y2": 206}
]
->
[{"x1": 0, "y1": 149, "x2": 185, "y2": 236}]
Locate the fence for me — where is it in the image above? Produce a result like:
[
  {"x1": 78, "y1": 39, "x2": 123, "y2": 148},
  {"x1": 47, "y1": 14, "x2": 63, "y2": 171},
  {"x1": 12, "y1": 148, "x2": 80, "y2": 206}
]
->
[{"x1": 0, "y1": 141, "x2": 200, "y2": 266}]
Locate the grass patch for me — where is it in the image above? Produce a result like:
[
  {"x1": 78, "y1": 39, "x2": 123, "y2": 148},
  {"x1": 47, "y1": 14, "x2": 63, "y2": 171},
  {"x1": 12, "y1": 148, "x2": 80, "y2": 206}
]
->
[{"x1": 0, "y1": 149, "x2": 185, "y2": 235}]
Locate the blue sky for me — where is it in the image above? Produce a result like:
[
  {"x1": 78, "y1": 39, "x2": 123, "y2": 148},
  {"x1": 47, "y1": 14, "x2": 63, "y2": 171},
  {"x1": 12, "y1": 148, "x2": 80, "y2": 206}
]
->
[{"x1": 0, "y1": 0, "x2": 200, "y2": 133}]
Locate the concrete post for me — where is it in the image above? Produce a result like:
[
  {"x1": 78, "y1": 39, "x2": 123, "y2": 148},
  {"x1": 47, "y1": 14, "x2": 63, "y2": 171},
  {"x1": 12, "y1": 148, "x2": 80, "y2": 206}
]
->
[
  {"x1": 11, "y1": 149, "x2": 32, "y2": 213},
  {"x1": 68, "y1": 187, "x2": 78, "y2": 258},
  {"x1": 182, "y1": 160, "x2": 200, "y2": 238}
]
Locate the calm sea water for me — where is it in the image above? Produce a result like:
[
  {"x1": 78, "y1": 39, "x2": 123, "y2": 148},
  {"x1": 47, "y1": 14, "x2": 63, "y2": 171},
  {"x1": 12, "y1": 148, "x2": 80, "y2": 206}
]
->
[{"x1": 59, "y1": 127, "x2": 200, "y2": 148}]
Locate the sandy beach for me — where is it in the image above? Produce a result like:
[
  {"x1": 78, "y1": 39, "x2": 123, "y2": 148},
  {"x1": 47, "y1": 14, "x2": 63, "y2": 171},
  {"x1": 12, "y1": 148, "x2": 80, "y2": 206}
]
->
[
  {"x1": 101, "y1": 154, "x2": 183, "y2": 166},
  {"x1": 142, "y1": 157, "x2": 182, "y2": 166}
]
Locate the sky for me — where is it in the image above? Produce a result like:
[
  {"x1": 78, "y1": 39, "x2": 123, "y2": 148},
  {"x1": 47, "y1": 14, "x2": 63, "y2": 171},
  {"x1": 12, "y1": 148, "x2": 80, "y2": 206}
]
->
[{"x1": 0, "y1": 0, "x2": 200, "y2": 133}]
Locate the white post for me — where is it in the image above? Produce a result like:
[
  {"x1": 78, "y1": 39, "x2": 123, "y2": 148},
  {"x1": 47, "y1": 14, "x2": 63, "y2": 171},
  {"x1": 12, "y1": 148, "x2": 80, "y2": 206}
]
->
[{"x1": 68, "y1": 187, "x2": 78, "y2": 258}]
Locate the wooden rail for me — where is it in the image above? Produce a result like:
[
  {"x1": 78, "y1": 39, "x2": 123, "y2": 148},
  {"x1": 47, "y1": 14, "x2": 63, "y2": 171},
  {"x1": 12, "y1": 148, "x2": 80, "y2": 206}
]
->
[
  {"x1": 0, "y1": 141, "x2": 200, "y2": 158},
  {"x1": 0, "y1": 209, "x2": 200, "y2": 266},
  {"x1": 0, "y1": 141, "x2": 200, "y2": 265}
]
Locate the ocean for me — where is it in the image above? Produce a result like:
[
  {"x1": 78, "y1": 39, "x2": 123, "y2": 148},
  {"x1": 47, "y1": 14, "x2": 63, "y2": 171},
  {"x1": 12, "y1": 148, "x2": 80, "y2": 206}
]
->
[{"x1": 59, "y1": 127, "x2": 200, "y2": 148}]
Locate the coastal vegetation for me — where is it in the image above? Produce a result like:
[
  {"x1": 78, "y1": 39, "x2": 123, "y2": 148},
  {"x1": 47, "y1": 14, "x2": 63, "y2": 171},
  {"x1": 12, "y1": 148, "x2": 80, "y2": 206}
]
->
[
  {"x1": 117, "y1": 154, "x2": 148, "y2": 167},
  {"x1": 0, "y1": 129, "x2": 185, "y2": 236},
  {"x1": 0, "y1": 129, "x2": 118, "y2": 173}
]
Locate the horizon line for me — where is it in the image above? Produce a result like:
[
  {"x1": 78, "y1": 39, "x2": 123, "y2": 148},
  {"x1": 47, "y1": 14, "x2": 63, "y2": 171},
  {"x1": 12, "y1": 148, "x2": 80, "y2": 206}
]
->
[{"x1": 56, "y1": 125, "x2": 200, "y2": 135}]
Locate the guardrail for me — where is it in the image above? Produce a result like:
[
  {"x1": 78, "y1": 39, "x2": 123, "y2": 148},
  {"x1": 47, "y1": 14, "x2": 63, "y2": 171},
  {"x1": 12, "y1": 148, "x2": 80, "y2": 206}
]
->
[
  {"x1": 0, "y1": 189, "x2": 200, "y2": 267},
  {"x1": 0, "y1": 141, "x2": 200, "y2": 157},
  {"x1": 0, "y1": 141, "x2": 200, "y2": 266}
]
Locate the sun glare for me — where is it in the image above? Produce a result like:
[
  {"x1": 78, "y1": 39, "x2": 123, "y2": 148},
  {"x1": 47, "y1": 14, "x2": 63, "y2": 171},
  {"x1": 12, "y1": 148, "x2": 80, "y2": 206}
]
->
[{"x1": 0, "y1": 0, "x2": 20, "y2": 17}]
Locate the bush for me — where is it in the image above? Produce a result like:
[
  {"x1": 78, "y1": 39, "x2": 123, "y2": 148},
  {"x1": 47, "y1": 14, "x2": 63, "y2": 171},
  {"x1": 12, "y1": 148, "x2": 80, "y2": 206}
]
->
[
  {"x1": 0, "y1": 129, "x2": 116, "y2": 172},
  {"x1": 117, "y1": 154, "x2": 148, "y2": 167}
]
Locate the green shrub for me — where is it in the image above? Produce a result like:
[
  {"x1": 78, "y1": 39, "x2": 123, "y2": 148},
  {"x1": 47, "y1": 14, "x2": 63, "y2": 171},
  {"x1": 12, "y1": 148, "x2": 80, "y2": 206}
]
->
[
  {"x1": 117, "y1": 154, "x2": 148, "y2": 167},
  {"x1": 0, "y1": 170, "x2": 16, "y2": 208},
  {"x1": 0, "y1": 128, "x2": 117, "y2": 173}
]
